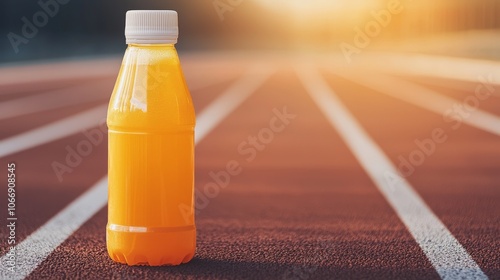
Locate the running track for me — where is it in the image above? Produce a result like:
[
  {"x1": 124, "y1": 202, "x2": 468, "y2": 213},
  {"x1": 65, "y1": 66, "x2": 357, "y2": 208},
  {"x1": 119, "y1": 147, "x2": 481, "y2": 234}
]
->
[{"x1": 0, "y1": 53, "x2": 499, "y2": 279}]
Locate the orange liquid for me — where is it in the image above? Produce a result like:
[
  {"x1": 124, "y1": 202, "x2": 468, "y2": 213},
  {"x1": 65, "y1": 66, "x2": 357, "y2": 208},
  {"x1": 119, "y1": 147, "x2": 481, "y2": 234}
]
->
[{"x1": 106, "y1": 44, "x2": 196, "y2": 266}]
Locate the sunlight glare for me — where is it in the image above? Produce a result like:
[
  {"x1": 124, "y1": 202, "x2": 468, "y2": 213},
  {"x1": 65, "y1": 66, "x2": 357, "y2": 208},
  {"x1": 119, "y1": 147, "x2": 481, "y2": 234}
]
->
[{"x1": 253, "y1": 0, "x2": 379, "y2": 16}]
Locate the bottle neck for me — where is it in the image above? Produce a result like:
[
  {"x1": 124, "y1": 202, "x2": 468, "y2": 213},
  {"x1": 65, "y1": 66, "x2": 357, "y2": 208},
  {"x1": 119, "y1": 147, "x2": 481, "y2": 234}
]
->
[
  {"x1": 128, "y1": 43, "x2": 176, "y2": 48},
  {"x1": 122, "y1": 43, "x2": 180, "y2": 66}
]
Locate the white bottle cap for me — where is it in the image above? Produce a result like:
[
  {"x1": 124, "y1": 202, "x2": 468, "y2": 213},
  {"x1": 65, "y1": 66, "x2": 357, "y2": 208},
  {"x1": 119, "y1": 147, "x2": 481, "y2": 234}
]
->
[{"x1": 125, "y1": 10, "x2": 178, "y2": 44}]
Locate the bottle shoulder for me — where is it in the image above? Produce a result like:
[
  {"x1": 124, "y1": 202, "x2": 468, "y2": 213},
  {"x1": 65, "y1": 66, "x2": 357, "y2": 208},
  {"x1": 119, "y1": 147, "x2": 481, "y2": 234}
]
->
[{"x1": 107, "y1": 45, "x2": 195, "y2": 129}]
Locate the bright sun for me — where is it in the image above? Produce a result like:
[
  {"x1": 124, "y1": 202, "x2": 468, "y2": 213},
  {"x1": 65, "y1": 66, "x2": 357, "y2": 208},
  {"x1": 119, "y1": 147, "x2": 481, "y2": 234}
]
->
[{"x1": 250, "y1": 0, "x2": 383, "y2": 45}]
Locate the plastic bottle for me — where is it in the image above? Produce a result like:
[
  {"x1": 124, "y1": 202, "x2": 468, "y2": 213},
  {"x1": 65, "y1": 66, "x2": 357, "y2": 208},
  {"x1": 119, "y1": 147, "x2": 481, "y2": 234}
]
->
[{"x1": 106, "y1": 10, "x2": 196, "y2": 266}]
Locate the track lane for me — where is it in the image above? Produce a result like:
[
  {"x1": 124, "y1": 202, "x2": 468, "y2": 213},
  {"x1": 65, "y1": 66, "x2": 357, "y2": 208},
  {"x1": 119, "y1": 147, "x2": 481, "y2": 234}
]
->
[
  {"x1": 0, "y1": 101, "x2": 107, "y2": 141},
  {"x1": 332, "y1": 69, "x2": 500, "y2": 137},
  {"x1": 397, "y1": 76, "x2": 500, "y2": 116},
  {"x1": 299, "y1": 66, "x2": 487, "y2": 279},
  {"x1": 28, "y1": 68, "x2": 441, "y2": 279},
  {"x1": 0, "y1": 78, "x2": 115, "y2": 121},
  {"x1": 322, "y1": 70, "x2": 500, "y2": 278}
]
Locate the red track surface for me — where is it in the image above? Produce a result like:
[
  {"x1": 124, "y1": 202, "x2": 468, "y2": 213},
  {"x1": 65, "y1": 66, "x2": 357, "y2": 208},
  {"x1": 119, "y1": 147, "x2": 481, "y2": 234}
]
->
[{"x1": 0, "y1": 54, "x2": 499, "y2": 279}]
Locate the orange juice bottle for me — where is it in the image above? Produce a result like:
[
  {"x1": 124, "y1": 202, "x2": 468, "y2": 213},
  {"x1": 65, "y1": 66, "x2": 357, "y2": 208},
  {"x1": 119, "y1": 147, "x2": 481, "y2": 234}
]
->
[{"x1": 106, "y1": 10, "x2": 196, "y2": 266}]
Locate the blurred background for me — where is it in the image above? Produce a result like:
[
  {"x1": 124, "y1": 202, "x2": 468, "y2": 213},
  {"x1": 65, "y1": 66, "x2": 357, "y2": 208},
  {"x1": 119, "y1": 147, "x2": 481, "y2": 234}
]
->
[{"x1": 1, "y1": 0, "x2": 500, "y2": 64}]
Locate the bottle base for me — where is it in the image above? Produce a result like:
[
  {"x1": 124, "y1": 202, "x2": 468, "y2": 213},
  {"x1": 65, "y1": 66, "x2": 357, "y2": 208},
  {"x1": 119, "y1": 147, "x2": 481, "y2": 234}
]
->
[{"x1": 106, "y1": 225, "x2": 196, "y2": 266}]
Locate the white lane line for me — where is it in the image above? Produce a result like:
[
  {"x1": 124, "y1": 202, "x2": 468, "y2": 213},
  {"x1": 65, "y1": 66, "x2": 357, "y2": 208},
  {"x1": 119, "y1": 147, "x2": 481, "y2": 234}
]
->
[
  {"x1": 333, "y1": 69, "x2": 500, "y2": 137},
  {"x1": 356, "y1": 52, "x2": 500, "y2": 86},
  {"x1": 0, "y1": 79, "x2": 112, "y2": 121},
  {"x1": 196, "y1": 65, "x2": 275, "y2": 141},
  {"x1": 296, "y1": 66, "x2": 488, "y2": 280},
  {"x1": 0, "y1": 105, "x2": 108, "y2": 158},
  {"x1": 0, "y1": 67, "x2": 274, "y2": 280}
]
